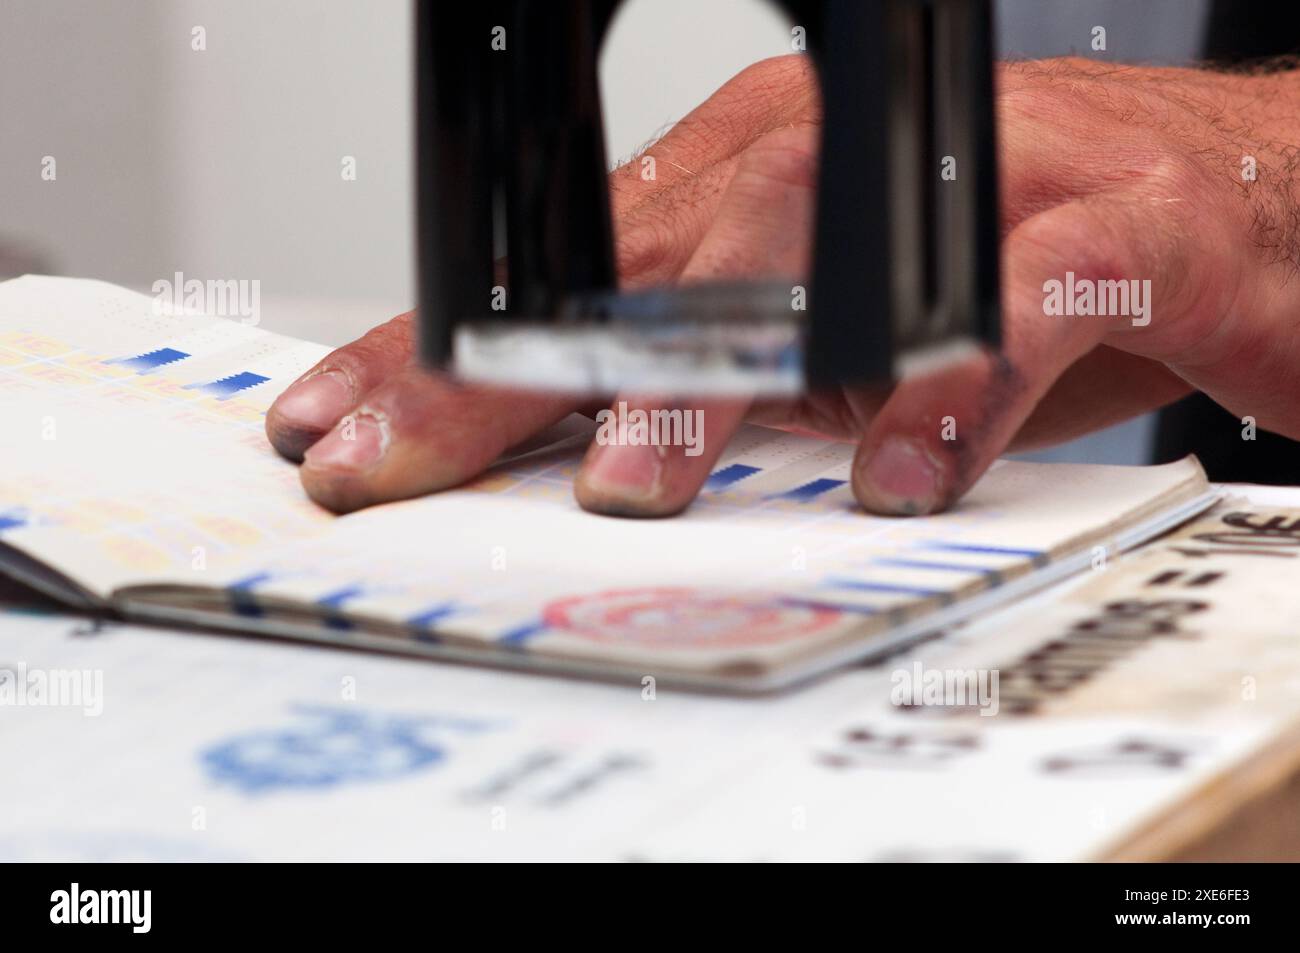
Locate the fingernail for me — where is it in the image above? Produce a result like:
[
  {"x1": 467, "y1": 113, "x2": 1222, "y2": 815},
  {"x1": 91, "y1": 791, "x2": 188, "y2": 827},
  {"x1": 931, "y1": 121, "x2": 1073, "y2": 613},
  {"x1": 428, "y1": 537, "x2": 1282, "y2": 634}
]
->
[
  {"x1": 274, "y1": 370, "x2": 352, "y2": 434},
  {"x1": 858, "y1": 436, "x2": 943, "y2": 515},
  {"x1": 303, "y1": 412, "x2": 387, "y2": 472},
  {"x1": 581, "y1": 443, "x2": 666, "y2": 505}
]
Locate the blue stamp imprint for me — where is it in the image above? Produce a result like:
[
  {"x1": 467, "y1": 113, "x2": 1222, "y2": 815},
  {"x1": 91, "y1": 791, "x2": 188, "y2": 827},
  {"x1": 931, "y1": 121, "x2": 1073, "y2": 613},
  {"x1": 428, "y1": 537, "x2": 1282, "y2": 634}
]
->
[{"x1": 201, "y1": 705, "x2": 496, "y2": 794}]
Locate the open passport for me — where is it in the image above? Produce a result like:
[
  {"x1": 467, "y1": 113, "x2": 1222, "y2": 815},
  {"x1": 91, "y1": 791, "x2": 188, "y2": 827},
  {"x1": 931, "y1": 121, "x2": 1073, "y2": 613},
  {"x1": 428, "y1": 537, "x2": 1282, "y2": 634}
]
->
[{"x1": 0, "y1": 276, "x2": 1218, "y2": 691}]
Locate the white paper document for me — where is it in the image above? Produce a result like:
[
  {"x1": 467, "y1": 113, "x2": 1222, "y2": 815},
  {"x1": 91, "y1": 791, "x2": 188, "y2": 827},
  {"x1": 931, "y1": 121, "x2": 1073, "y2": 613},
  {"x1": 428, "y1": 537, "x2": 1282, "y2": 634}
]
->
[
  {"x1": 4, "y1": 498, "x2": 1300, "y2": 861},
  {"x1": 0, "y1": 275, "x2": 1214, "y2": 689}
]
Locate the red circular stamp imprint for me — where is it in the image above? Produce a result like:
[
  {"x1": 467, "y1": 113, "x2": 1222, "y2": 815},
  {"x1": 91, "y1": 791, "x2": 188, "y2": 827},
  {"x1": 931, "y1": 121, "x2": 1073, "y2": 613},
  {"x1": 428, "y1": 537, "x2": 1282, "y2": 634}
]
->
[{"x1": 542, "y1": 588, "x2": 842, "y2": 649}]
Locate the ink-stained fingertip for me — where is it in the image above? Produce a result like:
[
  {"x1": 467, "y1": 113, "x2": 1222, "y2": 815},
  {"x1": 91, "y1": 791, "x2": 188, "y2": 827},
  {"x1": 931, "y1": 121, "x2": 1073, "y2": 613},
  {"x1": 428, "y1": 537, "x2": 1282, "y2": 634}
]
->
[
  {"x1": 265, "y1": 370, "x2": 353, "y2": 461},
  {"x1": 852, "y1": 435, "x2": 948, "y2": 517}
]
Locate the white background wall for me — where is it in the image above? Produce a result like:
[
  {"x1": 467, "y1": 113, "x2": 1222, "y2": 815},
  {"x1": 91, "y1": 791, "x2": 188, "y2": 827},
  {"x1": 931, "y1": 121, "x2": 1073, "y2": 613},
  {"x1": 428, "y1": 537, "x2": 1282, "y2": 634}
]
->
[{"x1": 0, "y1": 0, "x2": 793, "y2": 342}]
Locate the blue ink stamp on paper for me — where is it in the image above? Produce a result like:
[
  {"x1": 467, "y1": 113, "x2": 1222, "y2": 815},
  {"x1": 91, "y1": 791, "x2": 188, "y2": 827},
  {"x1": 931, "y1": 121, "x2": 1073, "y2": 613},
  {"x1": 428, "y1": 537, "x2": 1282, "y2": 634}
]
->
[{"x1": 201, "y1": 705, "x2": 493, "y2": 794}]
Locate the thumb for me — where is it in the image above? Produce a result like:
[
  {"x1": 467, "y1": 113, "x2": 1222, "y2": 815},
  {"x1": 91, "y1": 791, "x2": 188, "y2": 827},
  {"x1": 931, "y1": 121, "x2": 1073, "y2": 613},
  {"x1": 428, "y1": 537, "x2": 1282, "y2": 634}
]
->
[{"x1": 851, "y1": 188, "x2": 1186, "y2": 515}]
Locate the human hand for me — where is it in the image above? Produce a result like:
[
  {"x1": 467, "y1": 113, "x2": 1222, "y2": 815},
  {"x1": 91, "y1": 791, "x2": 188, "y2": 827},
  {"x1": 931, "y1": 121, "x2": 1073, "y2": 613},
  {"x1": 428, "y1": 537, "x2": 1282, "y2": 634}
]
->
[{"x1": 267, "y1": 55, "x2": 1300, "y2": 516}]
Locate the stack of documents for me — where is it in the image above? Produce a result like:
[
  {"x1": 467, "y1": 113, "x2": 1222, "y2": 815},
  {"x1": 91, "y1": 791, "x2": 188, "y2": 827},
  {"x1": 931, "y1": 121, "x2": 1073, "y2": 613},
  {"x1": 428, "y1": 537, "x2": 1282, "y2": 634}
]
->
[{"x1": 0, "y1": 276, "x2": 1215, "y2": 690}]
